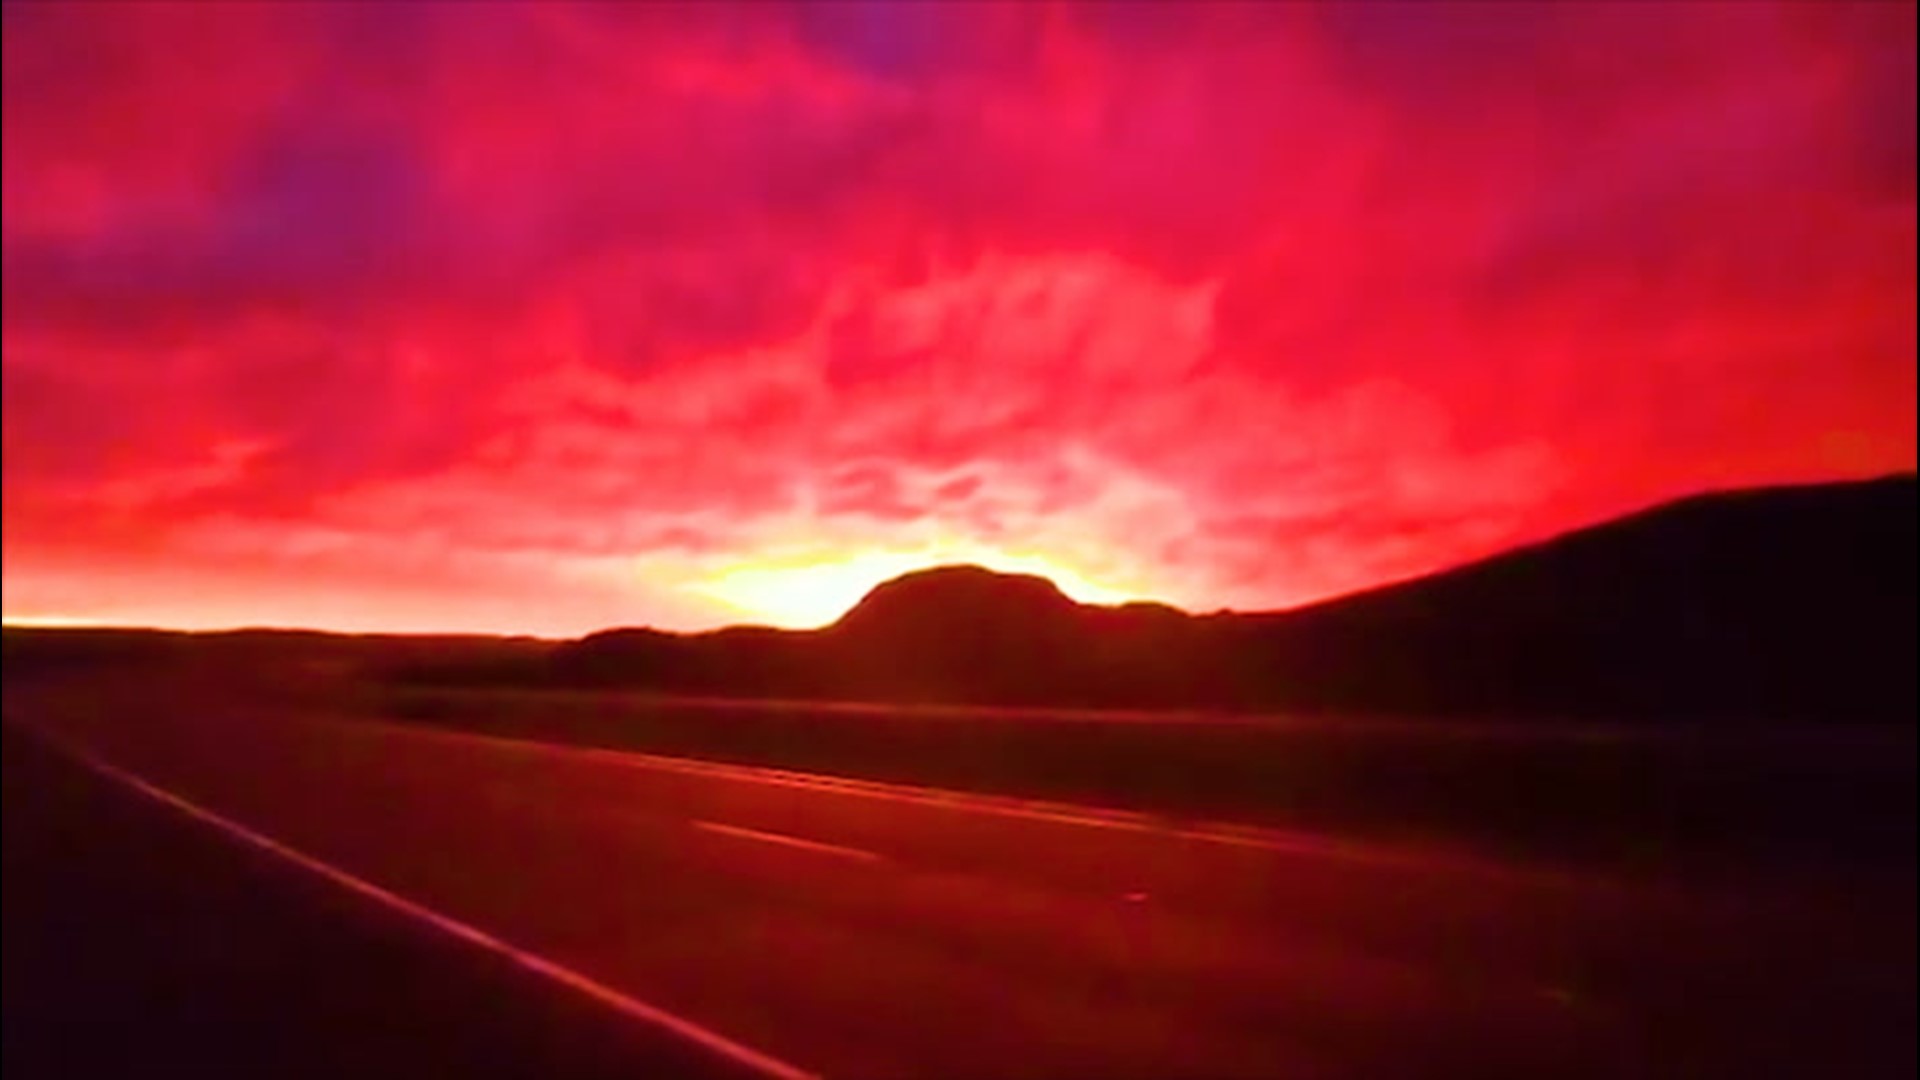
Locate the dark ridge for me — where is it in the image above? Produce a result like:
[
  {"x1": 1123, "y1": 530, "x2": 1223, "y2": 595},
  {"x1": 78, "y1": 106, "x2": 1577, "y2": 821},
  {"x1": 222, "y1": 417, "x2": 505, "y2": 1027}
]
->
[
  {"x1": 521, "y1": 473, "x2": 1917, "y2": 723},
  {"x1": 47, "y1": 474, "x2": 1904, "y2": 725},
  {"x1": 1214, "y1": 472, "x2": 1918, "y2": 721},
  {"x1": 832, "y1": 565, "x2": 1080, "y2": 634}
]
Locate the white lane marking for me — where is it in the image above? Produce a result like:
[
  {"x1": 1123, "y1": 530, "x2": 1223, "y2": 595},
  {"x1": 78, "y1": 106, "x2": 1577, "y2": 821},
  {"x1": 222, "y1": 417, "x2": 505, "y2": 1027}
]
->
[
  {"x1": 691, "y1": 821, "x2": 885, "y2": 864},
  {"x1": 23, "y1": 725, "x2": 820, "y2": 1080},
  {"x1": 355, "y1": 719, "x2": 1500, "y2": 874}
]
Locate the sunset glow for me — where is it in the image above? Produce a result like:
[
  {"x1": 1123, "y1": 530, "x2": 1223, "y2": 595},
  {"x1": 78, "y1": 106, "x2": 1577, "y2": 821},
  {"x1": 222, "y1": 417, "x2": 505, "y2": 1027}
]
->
[
  {"x1": 685, "y1": 544, "x2": 1150, "y2": 628},
  {"x1": 3, "y1": 1, "x2": 1913, "y2": 636}
]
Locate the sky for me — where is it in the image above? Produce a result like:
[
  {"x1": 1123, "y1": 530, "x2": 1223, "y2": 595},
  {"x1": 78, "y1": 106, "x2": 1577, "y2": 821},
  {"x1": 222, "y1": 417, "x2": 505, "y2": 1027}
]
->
[{"x1": 3, "y1": 0, "x2": 1914, "y2": 635}]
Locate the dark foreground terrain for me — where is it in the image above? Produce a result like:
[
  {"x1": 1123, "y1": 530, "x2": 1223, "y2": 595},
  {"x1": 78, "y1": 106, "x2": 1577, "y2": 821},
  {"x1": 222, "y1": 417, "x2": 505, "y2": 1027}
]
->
[{"x1": 5, "y1": 670, "x2": 1915, "y2": 1079}]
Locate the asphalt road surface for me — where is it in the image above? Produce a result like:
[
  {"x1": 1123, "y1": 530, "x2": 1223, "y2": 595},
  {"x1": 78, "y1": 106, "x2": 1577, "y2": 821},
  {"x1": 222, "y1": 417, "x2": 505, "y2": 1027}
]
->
[
  {"x1": 2, "y1": 724, "x2": 797, "y2": 1080},
  {"x1": 5, "y1": 685, "x2": 1914, "y2": 1079}
]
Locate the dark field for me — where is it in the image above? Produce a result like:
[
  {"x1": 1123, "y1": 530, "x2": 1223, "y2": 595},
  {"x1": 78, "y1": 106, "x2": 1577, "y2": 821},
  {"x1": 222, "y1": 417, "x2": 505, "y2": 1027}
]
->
[{"x1": 371, "y1": 681, "x2": 1917, "y2": 878}]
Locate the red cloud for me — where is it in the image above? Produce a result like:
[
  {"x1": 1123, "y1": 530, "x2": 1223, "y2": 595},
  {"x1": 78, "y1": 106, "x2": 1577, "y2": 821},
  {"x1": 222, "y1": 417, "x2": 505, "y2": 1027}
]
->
[{"x1": 4, "y1": 1, "x2": 1913, "y2": 633}]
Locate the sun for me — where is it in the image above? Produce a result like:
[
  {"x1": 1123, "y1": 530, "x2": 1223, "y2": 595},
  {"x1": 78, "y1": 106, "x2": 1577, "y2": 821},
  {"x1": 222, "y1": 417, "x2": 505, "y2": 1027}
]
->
[{"x1": 682, "y1": 544, "x2": 1149, "y2": 629}]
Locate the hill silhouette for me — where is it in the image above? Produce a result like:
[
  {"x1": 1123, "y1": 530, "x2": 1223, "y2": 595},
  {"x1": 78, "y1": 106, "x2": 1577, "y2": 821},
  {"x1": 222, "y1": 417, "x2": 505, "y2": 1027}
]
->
[{"x1": 449, "y1": 474, "x2": 1917, "y2": 723}]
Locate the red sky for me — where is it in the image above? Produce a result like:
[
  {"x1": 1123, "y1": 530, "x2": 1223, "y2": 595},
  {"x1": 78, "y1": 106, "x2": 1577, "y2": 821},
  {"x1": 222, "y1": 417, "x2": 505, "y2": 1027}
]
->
[{"x1": 3, "y1": 0, "x2": 1914, "y2": 635}]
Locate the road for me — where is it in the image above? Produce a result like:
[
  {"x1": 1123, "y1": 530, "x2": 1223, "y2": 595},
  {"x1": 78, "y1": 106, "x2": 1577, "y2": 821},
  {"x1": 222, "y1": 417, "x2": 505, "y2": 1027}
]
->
[
  {"x1": 1, "y1": 724, "x2": 784, "y2": 1080},
  {"x1": 5, "y1": 680, "x2": 1914, "y2": 1079}
]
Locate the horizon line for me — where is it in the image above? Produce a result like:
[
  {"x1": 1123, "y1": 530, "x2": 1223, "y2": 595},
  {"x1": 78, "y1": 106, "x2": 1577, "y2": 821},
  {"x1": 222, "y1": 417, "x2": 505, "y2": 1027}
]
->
[{"x1": 6, "y1": 470, "x2": 1911, "y2": 642}]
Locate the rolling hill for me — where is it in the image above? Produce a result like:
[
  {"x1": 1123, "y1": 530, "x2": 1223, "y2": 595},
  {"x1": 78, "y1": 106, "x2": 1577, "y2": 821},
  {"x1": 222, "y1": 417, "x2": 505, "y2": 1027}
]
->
[{"x1": 430, "y1": 474, "x2": 1916, "y2": 723}]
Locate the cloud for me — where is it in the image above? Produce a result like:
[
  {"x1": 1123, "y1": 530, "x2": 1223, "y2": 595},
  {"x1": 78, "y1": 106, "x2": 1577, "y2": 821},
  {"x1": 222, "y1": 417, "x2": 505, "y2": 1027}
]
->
[{"x1": 3, "y1": 0, "x2": 1913, "y2": 633}]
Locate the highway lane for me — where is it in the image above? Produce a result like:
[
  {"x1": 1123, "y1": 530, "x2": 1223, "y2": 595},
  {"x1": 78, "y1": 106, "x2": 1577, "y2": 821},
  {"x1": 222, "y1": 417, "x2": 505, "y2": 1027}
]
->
[
  {"x1": 8, "y1": 680, "x2": 1914, "y2": 1079},
  {"x1": 1, "y1": 725, "x2": 795, "y2": 1080}
]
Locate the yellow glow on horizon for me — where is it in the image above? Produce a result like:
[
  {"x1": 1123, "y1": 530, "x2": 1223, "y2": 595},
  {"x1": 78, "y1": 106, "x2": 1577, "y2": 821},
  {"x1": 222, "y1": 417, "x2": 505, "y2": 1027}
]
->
[
  {"x1": 682, "y1": 545, "x2": 1151, "y2": 629},
  {"x1": 1, "y1": 614, "x2": 114, "y2": 629}
]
